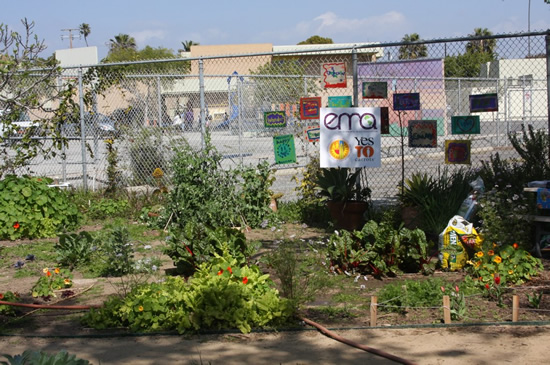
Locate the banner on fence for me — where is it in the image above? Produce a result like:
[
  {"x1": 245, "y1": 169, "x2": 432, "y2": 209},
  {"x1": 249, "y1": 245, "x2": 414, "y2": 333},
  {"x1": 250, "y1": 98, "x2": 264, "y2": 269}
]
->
[{"x1": 320, "y1": 107, "x2": 381, "y2": 168}]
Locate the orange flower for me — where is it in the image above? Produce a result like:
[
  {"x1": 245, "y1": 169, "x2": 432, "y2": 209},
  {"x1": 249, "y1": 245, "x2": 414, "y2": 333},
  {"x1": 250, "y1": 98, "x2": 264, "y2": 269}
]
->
[
  {"x1": 493, "y1": 256, "x2": 502, "y2": 264},
  {"x1": 64, "y1": 279, "x2": 71, "y2": 285},
  {"x1": 217, "y1": 269, "x2": 223, "y2": 276},
  {"x1": 46, "y1": 271, "x2": 51, "y2": 277},
  {"x1": 242, "y1": 276, "x2": 248, "y2": 284},
  {"x1": 54, "y1": 268, "x2": 60, "y2": 274},
  {"x1": 0, "y1": 293, "x2": 4, "y2": 300},
  {"x1": 13, "y1": 222, "x2": 20, "y2": 230},
  {"x1": 227, "y1": 267, "x2": 232, "y2": 274},
  {"x1": 488, "y1": 250, "x2": 495, "y2": 256},
  {"x1": 476, "y1": 252, "x2": 484, "y2": 258},
  {"x1": 513, "y1": 243, "x2": 519, "y2": 249}
]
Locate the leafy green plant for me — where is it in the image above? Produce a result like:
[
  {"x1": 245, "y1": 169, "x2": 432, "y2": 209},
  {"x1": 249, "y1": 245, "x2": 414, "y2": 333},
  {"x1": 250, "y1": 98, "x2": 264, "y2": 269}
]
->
[
  {"x1": 0, "y1": 291, "x2": 19, "y2": 316},
  {"x1": 377, "y1": 278, "x2": 448, "y2": 314},
  {"x1": 0, "y1": 175, "x2": 81, "y2": 240},
  {"x1": 315, "y1": 168, "x2": 371, "y2": 202},
  {"x1": 31, "y1": 267, "x2": 73, "y2": 299},
  {"x1": 441, "y1": 285, "x2": 466, "y2": 320},
  {"x1": 164, "y1": 223, "x2": 254, "y2": 276},
  {"x1": 87, "y1": 198, "x2": 129, "y2": 220},
  {"x1": 0, "y1": 350, "x2": 90, "y2": 365},
  {"x1": 261, "y1": 239, "x2": 327, "y2": 310},
  {"x1": 95, "y1": 226, "x2": 135, "y2": 277},
  {"x1": 82, "y1": 250, "x2": 291, "y2": 334},
  {"x1": 508, "y1": 124, "x2": 550, "y2": 181},
  {"x1": 55, "y1": 231, "x2": 95, "y2": 269},
  {"x1": 527, "y1": 292, "x2": 543, "y2": 309},
  {"x1": 237, "y1": 160, "x2": 275, "y2": 228}
]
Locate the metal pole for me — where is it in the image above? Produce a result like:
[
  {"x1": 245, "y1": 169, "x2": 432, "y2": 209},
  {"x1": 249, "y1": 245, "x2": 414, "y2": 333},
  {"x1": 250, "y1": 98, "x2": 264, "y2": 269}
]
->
[
  {"x1": 238, "y1": 77, "x2": 243, "y2": 164},
  {"x1": 528, "y1": 0, "x2": 531, "y2": 57},
  {"x1": 352, "y1": 47, "x2": 358, "y2": 107},
  {"x1": 78, "y1": 67, "x2": 88, "y2": 191},
  {"x1": 199, "y1": 59, "x2": 206, "y2": 149},
  {"x1": 157, "y1": 76, "x2": 162, "y2": 128},
  {"x1": 546, "y1": 33, "x2": 550, "y2": 162}
]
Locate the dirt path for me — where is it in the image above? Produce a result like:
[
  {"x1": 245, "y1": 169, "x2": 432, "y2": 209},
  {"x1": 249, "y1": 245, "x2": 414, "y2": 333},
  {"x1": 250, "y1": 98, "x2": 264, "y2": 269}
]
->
[{"x1": 0, "y1": 324, "x2": 549, "y2": 364}]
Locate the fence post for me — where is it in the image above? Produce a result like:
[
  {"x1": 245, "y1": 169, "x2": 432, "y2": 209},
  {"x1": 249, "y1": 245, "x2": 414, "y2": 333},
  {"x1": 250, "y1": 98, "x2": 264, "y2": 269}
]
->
[
  {"x1": 77, "y1": 67, "x2": 88, "y2": 191},
  {"x1": 443, "y1": 295, "x2": 451, "y2": 324},
  {"x1": 512, "y1": 295, "x2": 519, "y2": 322},
  {"x1": 370, "y1": 296, "x2": 377, "y2": 327},
  {"x1": 199, "y1": 58, "x2": 206, "y2": 150},
  {"x1": 545, "y1": 32, "x2": 550, "y2": 162}
]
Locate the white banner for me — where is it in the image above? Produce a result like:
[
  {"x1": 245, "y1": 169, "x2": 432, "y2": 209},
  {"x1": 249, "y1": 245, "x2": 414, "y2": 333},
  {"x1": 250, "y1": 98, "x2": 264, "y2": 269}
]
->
[{"x1": 320, "y1": 107, "x2": 381, "y2": 168}]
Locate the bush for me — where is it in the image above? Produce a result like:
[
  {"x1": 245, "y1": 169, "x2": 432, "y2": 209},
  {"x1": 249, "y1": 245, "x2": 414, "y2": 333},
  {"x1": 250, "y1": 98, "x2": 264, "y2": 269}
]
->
[
  {"x1": 82, "y1": 251, "x2": 291, "y2": 334},
  {"x1": 0, "y1": 350, "x2": 90, "y2": 365},
  {"x1": 0, "y1": 175, "x2": 81, "y2": 240}
]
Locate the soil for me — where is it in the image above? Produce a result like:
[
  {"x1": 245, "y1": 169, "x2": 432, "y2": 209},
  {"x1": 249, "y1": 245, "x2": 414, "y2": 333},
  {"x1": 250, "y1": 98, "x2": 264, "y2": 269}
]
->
[{"x1": 1, "y1": 223, "x2": 550, "y2": 364}]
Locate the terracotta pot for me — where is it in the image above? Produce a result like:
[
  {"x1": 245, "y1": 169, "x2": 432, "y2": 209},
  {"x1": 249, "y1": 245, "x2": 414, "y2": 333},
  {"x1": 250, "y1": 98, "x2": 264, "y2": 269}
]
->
[{"x1": 327, "y1": 200, "x2": 369, "y2": 231}]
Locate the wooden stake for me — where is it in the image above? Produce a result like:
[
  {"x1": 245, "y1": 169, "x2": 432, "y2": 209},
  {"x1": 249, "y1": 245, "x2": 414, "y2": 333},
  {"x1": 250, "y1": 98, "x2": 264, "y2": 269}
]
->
[
  {"x1": 512, "y1": 295, "x2": 519, "y2": 322},
  {"x1": 443, "y1": 295, "x2": 451, "y2": 324},
  {"x1": 370, "y1": 296, "x2": 378, "y2": 327}
]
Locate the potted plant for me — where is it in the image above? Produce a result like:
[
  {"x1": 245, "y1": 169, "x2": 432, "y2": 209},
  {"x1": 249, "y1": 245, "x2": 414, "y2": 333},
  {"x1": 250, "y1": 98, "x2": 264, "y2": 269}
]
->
[{"x1": 315, "y1": 168, "x2": 371, "y2": 231}]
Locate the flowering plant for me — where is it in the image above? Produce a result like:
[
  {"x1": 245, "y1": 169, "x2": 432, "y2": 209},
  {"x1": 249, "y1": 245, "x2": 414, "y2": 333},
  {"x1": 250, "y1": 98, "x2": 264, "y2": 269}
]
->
[
  {"x1": 484, "y1": 275, "x2": 504, "y2": 307},
  {"x1": 466, "y1": 242, "x2": 543, "y2": 288},
  {"x1": 31, "y1": 267, "x2": 73, "y2": 299},
  {"x1": 441, "y1": 285, "x2": 466, "y2": 320}
]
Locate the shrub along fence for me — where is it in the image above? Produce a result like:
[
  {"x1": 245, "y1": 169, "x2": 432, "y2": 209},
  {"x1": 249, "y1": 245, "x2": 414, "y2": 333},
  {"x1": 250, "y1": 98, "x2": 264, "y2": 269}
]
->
[{"x1": 6, "y1": 30, "x2": 550, "y2": 202}]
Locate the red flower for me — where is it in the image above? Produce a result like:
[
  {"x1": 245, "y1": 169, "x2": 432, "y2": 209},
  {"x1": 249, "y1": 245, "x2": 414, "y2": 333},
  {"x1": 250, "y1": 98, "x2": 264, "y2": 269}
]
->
[
  {"x1": 13, "y1": 222, "x2": 20, "y2": 230},
  {"x1": 46, "y1": 271, "x2": 52, "y2": 277},
  {"x1": 227, "y1": 267, "x2": 232, "y2": 274},
  {"x1": 513, "y1": 243, "x2": 519, "y2": 249},
  {"x1": 485, "y1": 283, "x2": 490, "y2": 290},
  {"x1": 494, "y1": 276, "x2": 501, "y2": 285},
  {"x1": 0, "y1": 293, "x2": 4, "y2": 300},
  {"x1": 242, "y1": 276, "x2": 248, "y2": 284},
  {"x1": 217, "y1": 269, "x2": 223, "y2": 276}
]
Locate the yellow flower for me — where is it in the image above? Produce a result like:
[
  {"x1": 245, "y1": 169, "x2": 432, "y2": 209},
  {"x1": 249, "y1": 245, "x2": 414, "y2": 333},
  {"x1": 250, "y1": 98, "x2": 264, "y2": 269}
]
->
[
  {"x1": 475, "y1": 261, "x2": 481, "y2": 268},
  {"x1": 476, "y1": 252, "x2": 484, "y2": 258},
  {"x1": 54, "y1": 268, "x2": 60, "y2": 274},
  {"x1": 492, "y1": 242, "x2": 497, "y2": 248},
  {"x1": 508, "y1": 270, "x2": 514, "y2": 275},
  {"x1": 152, "y1": 168, "x2": 164, "y2": 178},
  {"x1": 42, "y1": 268, "x2": 49, "y2": 274},
  {"x1": 138, "y1": 305, "x2": 144, "y2": 312},
  {"x1": 493, "y1": 256, "x2": 502, "y2": 264},
  {"x1": 64, "y1": 279, "x2": 71, "y2": 285}
]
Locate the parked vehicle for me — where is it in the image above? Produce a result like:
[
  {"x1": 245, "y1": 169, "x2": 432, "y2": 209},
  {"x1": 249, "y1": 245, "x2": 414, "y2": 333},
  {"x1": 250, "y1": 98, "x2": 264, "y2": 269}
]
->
[
  {"x1": 0, "y1": 109, "x2": 40, "y2": 145},
  {"x1": 61, "y1": 112, "x2": 117, "y2": 138}
]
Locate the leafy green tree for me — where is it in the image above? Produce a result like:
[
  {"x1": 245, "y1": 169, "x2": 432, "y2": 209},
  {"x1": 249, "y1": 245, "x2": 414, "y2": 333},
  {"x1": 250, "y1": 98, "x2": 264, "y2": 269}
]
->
[
  {"x1": 79, "y1": 23, "x2": 91, "y2": 46},
  {"x1": 109, "y1": 33, "x2": 137, "y2": 52},
  {"x1": 445, "y1": 27, "x2": 496, "y2": 78},
  {"x1": 0, "y1": 19, "x2": 77, "y2": 178},
  {"x1": 466, "y1": 27, "x2": 496, "y2": 57},
  {"x1": 297, "y1": 35, "x2": 333, "y2": 45},
  {"x1": 398, "y1": 33, "x2": 428, "y2": 60}
]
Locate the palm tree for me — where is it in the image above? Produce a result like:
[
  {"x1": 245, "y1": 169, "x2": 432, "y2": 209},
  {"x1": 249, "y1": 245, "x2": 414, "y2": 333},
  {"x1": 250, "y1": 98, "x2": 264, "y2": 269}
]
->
[
  {"x1": 466, "y1": 28, "x2": 496, "y2": 56},
  {"x1": 180, "y1": 40, "x2": 199, "y2": 52},
  {"x1": 109, "y1": 33, "x2": 137, "y2": 52},
  {"x1": 398, "y1": 33, "x2": 428, "y2": 60},
  {"x1": 79, "y1": 23, "x2": 91, "y2": 46}
]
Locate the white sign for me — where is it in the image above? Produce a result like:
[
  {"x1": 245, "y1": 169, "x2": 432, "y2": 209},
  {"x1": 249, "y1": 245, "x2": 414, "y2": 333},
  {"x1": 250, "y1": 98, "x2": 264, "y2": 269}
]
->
[{"x1": 320, "y1": 107, "x2": 381, "y2": 168}]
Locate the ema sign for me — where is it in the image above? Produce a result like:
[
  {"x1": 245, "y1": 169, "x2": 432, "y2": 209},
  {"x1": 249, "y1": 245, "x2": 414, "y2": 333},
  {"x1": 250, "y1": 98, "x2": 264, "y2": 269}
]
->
[{"x1": 320, "y1": 107, "x2": 381, "y2": 168}]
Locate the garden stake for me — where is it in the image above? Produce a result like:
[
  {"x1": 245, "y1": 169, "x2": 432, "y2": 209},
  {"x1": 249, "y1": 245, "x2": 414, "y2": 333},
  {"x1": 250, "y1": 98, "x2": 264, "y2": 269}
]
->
[
  {"x1": 370, "y1": 296, "x2": 377, "y2": 327},
  {"x1": 443, "y1": 295, "x2": 451, "y2": 324},
  {"x1": 513, "y1": 295, "x2": 519, "y2": 322}
]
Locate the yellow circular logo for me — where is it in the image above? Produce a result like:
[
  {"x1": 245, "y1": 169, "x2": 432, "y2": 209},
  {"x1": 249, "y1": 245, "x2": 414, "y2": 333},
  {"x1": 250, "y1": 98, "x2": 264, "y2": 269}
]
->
[{"x1": 329, "y1": 139, "x2": 350, "y2": 160}]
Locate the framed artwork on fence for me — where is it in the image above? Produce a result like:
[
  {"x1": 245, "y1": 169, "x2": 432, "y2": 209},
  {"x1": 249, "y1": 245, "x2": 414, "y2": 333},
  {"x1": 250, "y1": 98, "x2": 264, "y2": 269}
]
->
[
  {"x1": 264, "y1": 111, "x2": 286, "y2": 128},
  {"x1": 273, "y1": 134, "x2": 296, "y2": 164},
  {"x1": 328, "y1": 96, "x2": 352, "y2": 107},
  {"x1": 300, "y1": 97, "x2": 322, "y2": 120},
  {"x1": 408, "y1": 120, "x2": 437, "y2": 148},
  {"x1": 451, "y1": 116, "x2": 480, "y2": 134},
  {"x1": 393, "y1": 93, "x2": 420, "y2": 111},
  {"x1": 445, "y1": 140, "x2": 471, "y2": 164},
  {"x1": 305, "y1": 126, "x2": 320, "y2": 142},
  {"x1": 362, "y1": 82, "x2": 388, "y2": 99},
  {"x1": 321, "y1": 62, "x2": 347, "y2": 88},
  {"x1": 469, "y1": 93, "x2": 498, "y2": 112}
]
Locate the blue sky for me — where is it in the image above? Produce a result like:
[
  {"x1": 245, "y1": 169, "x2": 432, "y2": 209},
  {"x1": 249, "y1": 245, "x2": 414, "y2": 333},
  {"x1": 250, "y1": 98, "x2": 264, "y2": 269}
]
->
[{"x1": 3, "y1": 0, "x2": 550, "y2": 60}]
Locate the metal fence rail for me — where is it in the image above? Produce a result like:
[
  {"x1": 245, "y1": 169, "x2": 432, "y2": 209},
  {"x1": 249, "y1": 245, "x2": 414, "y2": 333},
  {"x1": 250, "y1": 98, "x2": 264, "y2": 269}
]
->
[{"x1": 6, "y1": 31, "x2": 549, "y2": 202}]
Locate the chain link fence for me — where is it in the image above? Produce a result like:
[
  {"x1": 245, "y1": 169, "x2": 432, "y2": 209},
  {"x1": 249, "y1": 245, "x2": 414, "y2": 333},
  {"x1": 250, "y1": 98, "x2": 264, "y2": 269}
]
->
[{"x1": 6, "y1": 31, "x2": 549, "y2": 202}]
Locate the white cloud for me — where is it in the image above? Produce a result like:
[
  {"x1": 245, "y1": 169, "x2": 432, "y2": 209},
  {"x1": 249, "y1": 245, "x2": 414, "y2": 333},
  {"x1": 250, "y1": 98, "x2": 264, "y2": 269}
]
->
[{"x1": 131, "y1": 29, "x2": 166, "y2": 45}]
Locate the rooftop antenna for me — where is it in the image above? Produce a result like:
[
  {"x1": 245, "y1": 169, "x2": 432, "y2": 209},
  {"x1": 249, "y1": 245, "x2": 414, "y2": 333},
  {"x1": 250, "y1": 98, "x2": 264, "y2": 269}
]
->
[{"x1": 61, "y1": 28, "x2": 81, "y2": 49}]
